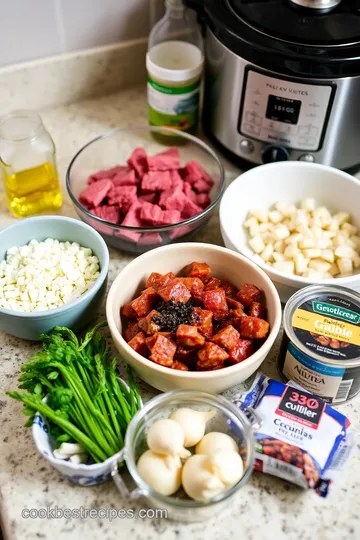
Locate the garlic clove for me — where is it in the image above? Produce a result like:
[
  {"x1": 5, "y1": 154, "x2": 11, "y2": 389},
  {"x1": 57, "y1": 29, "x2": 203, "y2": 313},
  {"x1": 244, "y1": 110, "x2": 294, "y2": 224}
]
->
[
  {"x1": 209, "y1": 451, "x2": 244, "y2": 486},
  {"x1": 169, "y1": 408, "x2": 216, "y2": 447},
  {"x1": 195, "y1": 432, "x2": 238, "y2": 456},
  {"x1": 147, "y1": 418, "x2": 189, "y2": 457},
  {"x1": 182, "y1": 454, "x2": 226, "y2": 501},
  {"x1": 137, "y1": 450, "x2": 182, "y2": 496}
]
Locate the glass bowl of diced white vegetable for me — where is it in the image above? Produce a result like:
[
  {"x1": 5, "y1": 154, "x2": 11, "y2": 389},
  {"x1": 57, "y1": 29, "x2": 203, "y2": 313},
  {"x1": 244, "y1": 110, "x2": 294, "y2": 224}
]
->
[{"x1": 220, "y1": 161, "x2": 360, "y2": 303}]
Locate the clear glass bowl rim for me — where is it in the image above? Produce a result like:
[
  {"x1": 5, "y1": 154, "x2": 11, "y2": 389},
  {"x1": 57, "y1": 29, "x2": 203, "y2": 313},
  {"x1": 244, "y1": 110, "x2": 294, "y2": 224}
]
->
[
  {"x1": 66, "y1": 126, "x2": 226, "y2": 232},
  {"x1": 123, "y1": 389, "x2": 255, "y2": 509}
]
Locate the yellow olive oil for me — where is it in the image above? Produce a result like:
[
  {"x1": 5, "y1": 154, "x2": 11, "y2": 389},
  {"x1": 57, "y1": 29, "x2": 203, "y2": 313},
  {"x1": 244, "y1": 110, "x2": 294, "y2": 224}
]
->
[{"x1": 3, "y1": 161, "x2": 62, "y2": 218}]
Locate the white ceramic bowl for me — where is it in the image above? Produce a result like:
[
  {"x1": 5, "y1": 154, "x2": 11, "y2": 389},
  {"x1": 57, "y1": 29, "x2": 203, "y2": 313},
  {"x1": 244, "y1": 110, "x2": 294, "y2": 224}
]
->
[
  {"x1": 220, "y1": 162, "x2": 360, "y2": 303},
  {"x1": 106, "y1": 243, "x2": 282, "y2": 393},
  {"x1": 32, "y1": 379, "x2": 142, "y2": 486}
]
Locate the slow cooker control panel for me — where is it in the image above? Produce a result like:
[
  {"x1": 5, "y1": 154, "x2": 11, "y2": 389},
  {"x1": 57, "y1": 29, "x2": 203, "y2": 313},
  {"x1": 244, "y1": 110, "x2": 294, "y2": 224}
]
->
[{"x1": 239, "y1": 69, "x2": 334, "y2": 152}]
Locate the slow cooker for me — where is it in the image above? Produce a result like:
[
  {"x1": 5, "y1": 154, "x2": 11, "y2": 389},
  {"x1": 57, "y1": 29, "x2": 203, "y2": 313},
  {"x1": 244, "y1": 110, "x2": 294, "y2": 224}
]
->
[{"x1": 185, "y1": 0, "x2": 360, "y2": 171}]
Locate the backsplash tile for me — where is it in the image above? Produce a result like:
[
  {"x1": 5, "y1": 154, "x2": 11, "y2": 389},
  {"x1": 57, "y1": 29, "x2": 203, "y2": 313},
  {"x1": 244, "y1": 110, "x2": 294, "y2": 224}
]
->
[{"x1": 0, "y1": 0, "x2": 62, "y2": 66}]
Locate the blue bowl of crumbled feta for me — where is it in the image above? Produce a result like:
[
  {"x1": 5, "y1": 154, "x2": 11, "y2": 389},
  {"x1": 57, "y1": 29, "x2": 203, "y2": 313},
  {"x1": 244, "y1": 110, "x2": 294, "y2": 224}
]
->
[{"x1": 0, "y1": 216, "x2": 109, "y2": 340}]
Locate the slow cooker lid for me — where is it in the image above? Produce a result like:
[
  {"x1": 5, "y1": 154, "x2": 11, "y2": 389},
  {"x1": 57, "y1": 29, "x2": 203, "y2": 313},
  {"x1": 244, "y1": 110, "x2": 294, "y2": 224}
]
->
[{"x1": 227, "y1": 0, "x2": 360, "y2": 46}]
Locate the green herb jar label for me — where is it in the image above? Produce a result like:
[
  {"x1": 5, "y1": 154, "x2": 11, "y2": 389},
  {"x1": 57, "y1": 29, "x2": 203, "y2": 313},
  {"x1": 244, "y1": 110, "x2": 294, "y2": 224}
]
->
[{"x1": 147, "y1": 76, "x2": 200, "y2": 133}]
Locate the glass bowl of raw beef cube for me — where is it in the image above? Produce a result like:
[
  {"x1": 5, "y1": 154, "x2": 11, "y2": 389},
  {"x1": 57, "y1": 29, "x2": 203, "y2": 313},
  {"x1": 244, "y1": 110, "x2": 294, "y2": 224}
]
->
[{"x1": 66, "y1": 127, "x2": 225, "y2": 254}]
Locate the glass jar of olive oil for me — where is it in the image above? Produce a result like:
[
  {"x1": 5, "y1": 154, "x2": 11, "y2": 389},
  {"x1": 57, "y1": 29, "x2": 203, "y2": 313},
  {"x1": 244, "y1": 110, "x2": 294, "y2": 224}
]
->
[{"x1": 0, "y1": 110, "x2": 62, "y2": 218}]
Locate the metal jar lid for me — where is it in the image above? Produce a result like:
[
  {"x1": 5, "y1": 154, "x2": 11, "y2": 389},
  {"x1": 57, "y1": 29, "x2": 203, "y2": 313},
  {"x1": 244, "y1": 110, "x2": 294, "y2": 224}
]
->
[{"x1": 283, "y1": 284, "x2": 360, "y2": 369}]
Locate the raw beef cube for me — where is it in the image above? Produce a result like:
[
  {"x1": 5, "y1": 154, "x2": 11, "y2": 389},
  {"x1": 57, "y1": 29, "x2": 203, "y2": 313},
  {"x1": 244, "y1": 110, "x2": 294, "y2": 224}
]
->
[
  {"x1": 171, "y1": 170, "x2": 184, "y2": 191},
  {"x1": 159, "y1": 189, "x2": 186, "y2": 212},
  {"x1": 79, "y1": 179, "x2": 113, "y2": 207},
  {"x1": 193, "y1": 179, "x2": 211, "y2": 194},
  {"x1": 121, "y1": 202, "x2": 142, "y2": 226},
  {"x1": 124, "y1": 322, "x2": 141, "y2": 342},
  {"x1": 182, "y1": 160, "x2": 214, "y2": 187},
  {"x1": 158, "y1": 278, "x2": 191, "y2": 303},
  {"x1": 137, "y1": 233, "x2": 163, "y2": 245},
  {"x1": 145, "y1": 272, "x2": 176, "y2": 290},
  {"x1": 128, "y1": 332, "x2": 148, "y2": 356},
  {"x1": 237, "y1": 283, "x2": 262, "y2": 306},
  {"x1": 226, "y1": 297, "x2": 244, "y2": 310},
  {"x1": 183, "y1": 182, "x2": 197, "y2": 202},
  {"x1": 131, "y1": 287, "x2": 159, "y2": 317},
  {"x1": 112, "y1": 168, "x2": 137, "y2": 186},
  {"x1": 92, "y1": 205, "x2": 121, "y2": 224},
  {"x1": 176, "y1": 324, "x2": 205, "y2": 348},
  {"x1": 142, "y1": 170, "x2": 173, "y2": 192},
  {"x1": 184, "y1": 262, "x2": 211, "y2": 280},
  {"x1": 121, "y1": 302, "x2": 137, "y2": 320},
  {"x1": 196, "y1": 193, "x2": 211, "y2": 208},
  {"x1": 140, "y1": 202, "x2": 164, "y2": 225},
  {"x1": 172, "y1": 361, "x2": 189, "y2": 371},
  {"x1": 107, "y1": 185, "x2": 137, "y2": 207},
  {"x1": 147, "y1": 147, "x2": 180, "y2": 171},
  {"x1": 127, "y1": 147, "x2": 148, "y2": 178},
  {"x1": 197, "y1": 342, "x2": 228, "y2": 370},
  {"x1": 148, "y1": 334, "x2": 177, "y2": 367},
  {"x1": 138, "y1": 310, "x2": 162, "y2": 335},
  {"x1": 181, "y1": 198, "x2": 203, "y2": 219},
  {"x1": 229, "y1": 308, "x2": 247, "y2": 332},
  {"x1": 221, "y1": 281, "x2": 238, "y2": 298},
  {"x1": 160, "y1": 210, "x2": 181, "y2": 225},
  {"x1": 240, "y1": 316, "x2": 270, "y2": 339},
  {"x1": 192, "y1": 307, "x2": 213, "y2": 336},
  {"x1": 227, "y1": 339, "x2": 254, "y2": 364},
  {"x1": 204, "y1": 277, "x2": 222, "y2": 291},
  {"x1": 139, "y1": 193, "x2": 158, "y2": 204},
  {"x1": 169, "y1": 224, "x2": 191, "y2": 240},
  {"x1": 203, "y1": 289, "x2": 229, "y2": 320},
  {"x1": 249, "y1": 301, "x2": 267, "y2": 319},
  {"x1": 88, "y1": 165, "x2": 128, "y2": 184},
  {"x1": 212, "y1": 325, "x2": 240, "y2": 350},
  {"x1": 179, "y1": 277, "x2": 204, "y2": 302}
]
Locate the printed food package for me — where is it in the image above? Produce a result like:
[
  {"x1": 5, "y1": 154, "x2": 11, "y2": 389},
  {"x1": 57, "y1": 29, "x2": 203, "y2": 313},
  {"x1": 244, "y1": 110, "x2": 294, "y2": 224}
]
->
[{"x1": 238, "y1": 374, "x2": 354, "y2": 497}]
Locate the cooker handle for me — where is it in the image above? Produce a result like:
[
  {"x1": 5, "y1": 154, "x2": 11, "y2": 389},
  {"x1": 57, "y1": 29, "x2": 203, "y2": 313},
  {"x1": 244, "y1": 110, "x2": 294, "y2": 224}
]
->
[{"x1": 111, "y1": 455, "x2": 147, "y2": 500}]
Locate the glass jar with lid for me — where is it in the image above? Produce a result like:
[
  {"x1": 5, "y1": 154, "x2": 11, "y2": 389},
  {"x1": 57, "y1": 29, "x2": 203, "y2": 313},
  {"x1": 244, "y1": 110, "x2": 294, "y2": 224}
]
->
[{"x1": 0, "y1": 110, "x2": 62, "y2": 218}]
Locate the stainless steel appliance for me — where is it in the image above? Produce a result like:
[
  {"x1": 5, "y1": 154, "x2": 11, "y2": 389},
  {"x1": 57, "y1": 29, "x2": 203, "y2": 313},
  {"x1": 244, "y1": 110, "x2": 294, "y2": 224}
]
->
[{"x1": 185, "y1": 0, "x2": 360, "y2": 170}]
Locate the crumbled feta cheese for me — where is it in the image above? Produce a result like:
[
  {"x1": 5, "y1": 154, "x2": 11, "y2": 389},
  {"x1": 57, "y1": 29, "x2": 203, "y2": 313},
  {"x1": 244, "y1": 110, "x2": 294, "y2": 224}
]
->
[{"x1": 0, "y1": 239, "x2": 100, "y2": 313}]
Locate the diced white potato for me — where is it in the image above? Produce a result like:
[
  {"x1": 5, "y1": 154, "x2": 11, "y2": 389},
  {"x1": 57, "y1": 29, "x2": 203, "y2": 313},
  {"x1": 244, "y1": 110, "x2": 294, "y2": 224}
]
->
[
  {"x1": 274, "y1": 240, "x2": 286, "y2": 254},
  {"x1": 260, "y1": 231, "x2": 273, "y2": 244},
  {"x1": 282, "y1": 205, "x2": 297, "y2": 217},
  {"x1": 351, "y1": 236, "x2": 360, "y2": 249},
  {"x1": 310, "y1": 226, "x2": 324, "y2": 240},
  {"x1": 300, "y1": 198, "x2": 316, "y2": 212},
  {"x1": 299, "y1": 237, "x2": 315, "y2": 249},
  {"x1": 341, "y1": 222, "x2": 358, "y2": 236},
  {"x1": 321, "y1": 249, "x2": 335, "y2": 263},
  {"x1": 302, "y1": 269, "x2": 324, "y2": 279},
  {"x1": 303, "y1": 248, "x2": 322, "y2": 259},
  {"x1": 273, "y1": 201, "x2": 287, "y2": 214},
  {"x1": 260, "y1": 243, "x2": 274, "y2": 262},
  {"x1": 284, "y1": 243, "x2": 299, "y2": 258},
  {"x1": 335, "y1": 245, "x2": 354, "y2": 259},
  {"x1": 258, "y1": 222, "x2": 272, "y2": 232},
  {"x1": 333, "y1": 212, "x2": 351, "y2": 226},
  {"x1": 295, "y1": 254, "x2": 309, "y2": 275},
  {"x1": 268, "y1": 210, "x2": 283, "y2": 224},
  {"x1": 244, "y1": 216, "x2": 259, "y2": 229},
  {"x1": 297, "y1": 225, "x2": 313, "y2": 239},
  {"x1": 248, "y1": 235, "x2": 265, "y2": 254},
  {"x1": 328, "y1": 219, "x2": 340, "y2": 233},
  {"x1": 285, "y1": 233, "x2": 302, "y2": 245},
  {"x1": 336, "y1": 271, "x2": 354, "y2": 278},
  {"x1": 322, "y1": 230, "x2": 336, "y2": 239},
  {"x1": 273, "y1": 261, "x2": 295, "y2": 274},
  {"x1": 322, "y1": 272, "x2": 333, "y2": 279},
  {"x1": 338, "y1": 258, "x2": 353, "y2": 275},
  {"x1": 308, "y1": 259, "x2": 331, "y2": 274},
  {"x1": 273, "y1": 224, "x2": 290, "y2": 240},
  {"x1": 333, "y1": 233, "x2": 347, "y2": 247},
  {"x1": 329, "y1": 262, "x2": 340, "y2": 277},
  {"x1": 352, "y1": 253, "x2": 360, "y2": 269},
  {"x1": 251, "y1": 209, "x2": 268, "y2": 223},
  {"x1": 249, "y1": 222, "x2": 260, "y2": 237},
  {"x1": 313, "y1": 207, "x2": 332, "y2": 226},
  {"x1": 315, "y1": 237, "x2": 332, "y2": 250},
  {"x1": 273, "y1": 252, "x2": 285, "y2": 263}
]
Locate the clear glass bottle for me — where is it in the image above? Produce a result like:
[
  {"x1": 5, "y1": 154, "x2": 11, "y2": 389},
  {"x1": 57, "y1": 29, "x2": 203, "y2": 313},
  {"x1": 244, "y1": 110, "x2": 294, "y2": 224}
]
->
[
  {"x1": 0, "y1": 110, "x2": 62, "y2": 218},
  {"x1": 147, "y1": 0, "x2": 204, "y2": 137}
]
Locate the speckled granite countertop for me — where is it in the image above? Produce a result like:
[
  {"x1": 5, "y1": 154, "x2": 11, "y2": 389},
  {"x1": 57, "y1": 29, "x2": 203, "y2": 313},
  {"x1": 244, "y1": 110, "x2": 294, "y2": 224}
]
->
[{"x1": 0, "y1": 86, "x2": 359, "y2": 540}]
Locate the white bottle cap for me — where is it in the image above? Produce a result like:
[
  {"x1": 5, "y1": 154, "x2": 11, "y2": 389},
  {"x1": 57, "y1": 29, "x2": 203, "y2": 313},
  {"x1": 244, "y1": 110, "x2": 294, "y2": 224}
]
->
[{"x1": 147, "y1": 41, "x2": 203, "y2": 82}]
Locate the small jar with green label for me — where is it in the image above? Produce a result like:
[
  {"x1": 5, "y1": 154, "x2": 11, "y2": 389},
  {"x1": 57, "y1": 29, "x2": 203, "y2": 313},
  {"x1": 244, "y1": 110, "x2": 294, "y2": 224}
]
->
[{"x1": 146, "y1": 0, "x2": 203, "y2": 137}]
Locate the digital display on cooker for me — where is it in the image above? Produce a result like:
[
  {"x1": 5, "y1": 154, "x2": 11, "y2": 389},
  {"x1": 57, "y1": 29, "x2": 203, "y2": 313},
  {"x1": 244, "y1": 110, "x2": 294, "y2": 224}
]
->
[{"x1": 266, "y1": 95, "x2": 302, "y2": 125}]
